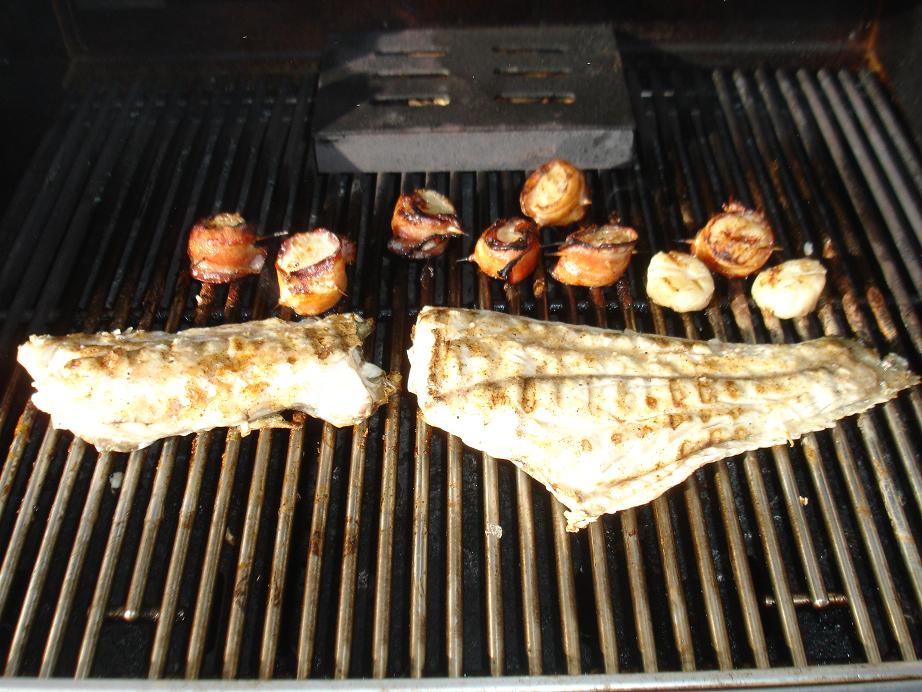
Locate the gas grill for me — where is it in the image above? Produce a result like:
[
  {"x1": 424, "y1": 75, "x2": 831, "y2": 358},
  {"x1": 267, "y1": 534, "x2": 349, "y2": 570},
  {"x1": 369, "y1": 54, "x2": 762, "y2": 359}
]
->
[{"x1": 1, "y1": 3, "x2": 922, "y2": 688}]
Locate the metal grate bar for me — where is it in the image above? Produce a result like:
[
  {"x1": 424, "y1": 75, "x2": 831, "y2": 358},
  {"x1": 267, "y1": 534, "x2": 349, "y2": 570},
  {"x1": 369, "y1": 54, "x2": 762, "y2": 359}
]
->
[
  {"x1": 333, "y1": 422, "x2": 369, "y2": 678},
  {"x1": 123, "y1": 438, "x2": 178, "y2": 618},
  {"x1": 835, "y1": 71, "x2": 922, "y2": 264},
  {"x1": 184, "y1": 431, "x2": 240, "y2": 678},
  {"x1": 368, "y1": 174, "x2": 403, "y2": 680},
  {"x1": 476, "y1": 274, "x2": 504, "y2": 676},
  {"x1": 258, "y1": 424, "x2": 304, "y2": 678},
  {"x1": 39, "y1": 452, "x2": 113, "y2": 676},
  {"x1": 815, "y1": 313, "x2": 917, "y2": 659},
  {"x1": 148, "y1": 433, "x2": 211, "y2": 678},
  {"x1": 0, "y1": 425, "x2": 58, "y2": 620},
  {"x1": 795, "y1": 70, "x2": 922, "y2": 353},
  {"x1": 0, "y1": 89, "x2": 98, "y2": 305},
  {"x1": 3, "y1": 438, "x2": 86, "y2": 674},
  {"x1": 443, "y1": 172, "x2": 466, "y2": 678},
  {"x1": 75, "y1": 448, "x2": 146, "y2": 676},
  {"x1": 0, "y1": 95, "x2": 85, "y2": 288},
  {"x1": 409, "y1": 233, "x2": 438, "y2": 677},
  {"x1": 858, "y1": 71, "x2": 922, "y2": 199},
  {"x1": 223, "y1": 429, "x2": 272, "y2": 678}
]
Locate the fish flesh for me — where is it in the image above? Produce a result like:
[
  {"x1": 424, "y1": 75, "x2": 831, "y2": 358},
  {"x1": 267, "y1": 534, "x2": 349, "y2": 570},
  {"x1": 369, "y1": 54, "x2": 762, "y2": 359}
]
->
[
  {"x1": 18, "y1": 315, "x2": 393, "y2": 452},
  {"x1": 407, "y1": 307, "x2": 918, "y2": 531}
]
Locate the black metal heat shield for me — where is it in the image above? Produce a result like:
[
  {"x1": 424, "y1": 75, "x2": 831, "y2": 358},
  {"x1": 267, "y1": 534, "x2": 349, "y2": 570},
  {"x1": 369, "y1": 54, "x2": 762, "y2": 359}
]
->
[{"x1": 312, "y1": 25, "x2": 635, "y2": 172}]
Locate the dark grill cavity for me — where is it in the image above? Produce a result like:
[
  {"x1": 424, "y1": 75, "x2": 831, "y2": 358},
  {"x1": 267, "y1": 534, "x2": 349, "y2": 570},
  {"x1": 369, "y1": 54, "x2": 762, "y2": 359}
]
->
[{"x1": 0, "y1": 63, "x2": 920, "y2": 684}]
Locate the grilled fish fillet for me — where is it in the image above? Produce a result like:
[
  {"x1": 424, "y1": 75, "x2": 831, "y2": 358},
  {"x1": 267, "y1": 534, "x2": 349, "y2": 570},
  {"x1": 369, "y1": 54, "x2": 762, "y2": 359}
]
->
[
  {"x1": 18, "y1": 315, "x2": 393, "y2": 452},
  {"x1": 407, "y1": 307, "x2": 918, "y2": 531}
]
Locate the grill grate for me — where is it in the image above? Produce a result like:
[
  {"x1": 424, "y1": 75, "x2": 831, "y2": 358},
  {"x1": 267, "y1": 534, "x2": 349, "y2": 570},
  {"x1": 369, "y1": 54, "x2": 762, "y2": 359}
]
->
[{"x1": 0, "y1": 64, "x2": 920, "y2": 684}]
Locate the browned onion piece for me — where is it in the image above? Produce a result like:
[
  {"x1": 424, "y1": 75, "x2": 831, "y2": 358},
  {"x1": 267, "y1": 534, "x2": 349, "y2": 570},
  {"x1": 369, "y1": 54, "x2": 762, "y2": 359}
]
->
[
  {"x1": 470, "y1": 217, "x2": 540, "y2": 284},
  {"x1": 389, "y1": 188, "x2": 463, "y2": 258},
  {"x1": 187, "y1": 212, "x2": 266, "y2": 283},
  {"x1": 551, "y1": 223, "x2": 637, "y2": 287},
  {"x1": 276, "y1": 228, "x2": 347, "y2": 316},
  {"x1": 691, "y1": 202, "x2": 775, "y2": 278},
  {"x1": 519, "y1": 159, "x2": 590, "y2": 227}
]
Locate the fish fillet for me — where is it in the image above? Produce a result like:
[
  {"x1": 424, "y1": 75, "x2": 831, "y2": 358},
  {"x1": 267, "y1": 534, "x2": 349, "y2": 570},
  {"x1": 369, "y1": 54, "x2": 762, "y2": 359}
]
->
[
  {"x1": 18, "y1": 315, "x2": 393, "y2": 452},
  {"x1": 407, "y1": 307, "x2": 918, "y2": 531}
]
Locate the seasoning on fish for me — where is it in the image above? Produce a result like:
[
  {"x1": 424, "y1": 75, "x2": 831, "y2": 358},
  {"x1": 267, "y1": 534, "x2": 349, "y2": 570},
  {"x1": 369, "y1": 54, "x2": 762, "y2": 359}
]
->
[
  {"x1": 646, "y1": 250, "x2": 715, "y2": 312},
  {"x1": 469, "y1": 217, "x2": 541, "y2": 285},
  {"x1": 691, "y1": 202, "x2": 774, "y2": 278},
  {"x1": 276, "y1": 228, "x2": 349, "y2": 316},
  {"x1": 551, "y1": 223, "x2": 637, "y2": 287},
  {"x1": 18, "y1": 315, "x2": 394, "y2": 452},
  {"x1": 752, "y1": 258, "x2": 826, "y2": 319},
  {"x1": 520, "y1": 159, "x2": 590, "y2": 227},
  {"x1": 407, "y1": 307, "x2": 918, "y2": 531},
  {"x1": 388, "y1": 188, "x2": 464, "y2": 258},
  {"x1": 187, "y1": 212, "x2": 266, "y2": 283}
]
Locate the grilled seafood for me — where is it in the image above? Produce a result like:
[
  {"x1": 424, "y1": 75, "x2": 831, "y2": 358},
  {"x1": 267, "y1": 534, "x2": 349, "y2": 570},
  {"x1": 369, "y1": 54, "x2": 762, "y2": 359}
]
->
[
  {"x1": 276, "y1": 229, "x2": 350, "y2": 316},
  {"x1": 646, "y1": 251, "x2": 715, "y2": 312},
  {"x1": 752, "y1": 258, "x2": 826, "y2": 319},
  {"x1": 18, "y1": 315, "x2": 393, "y2": 452},
  {"x1": 407, "y1": 307, "x2": 917, "y2": 530},
  {"x1": 551, "y1": 223, "x2": 638, "y2": 287},
  {"x1": 389, "y1": 189, "x2": 464, "y2": 258},
  {"x1": 469, "y1": 217, "x2": 541, "y2": 285},
  {"x1": 187, "y1": 212, "x2": 266, "y2": 283},
  {"x1": 520, "y1": 159, "x2": 590, "y2": 227},
  {"x1": 692, "y1": 202, "x2": 774, "y2": 278}
]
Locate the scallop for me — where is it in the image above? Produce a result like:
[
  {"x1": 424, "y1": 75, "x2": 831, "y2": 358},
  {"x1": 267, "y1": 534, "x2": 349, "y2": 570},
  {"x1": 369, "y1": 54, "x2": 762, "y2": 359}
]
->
[
  {"x1": 751, "y1": 258, "x2": 826, "y2": 319},
  {"x1": 646, "y1": 251, "x2": 715, "y2": 312}
]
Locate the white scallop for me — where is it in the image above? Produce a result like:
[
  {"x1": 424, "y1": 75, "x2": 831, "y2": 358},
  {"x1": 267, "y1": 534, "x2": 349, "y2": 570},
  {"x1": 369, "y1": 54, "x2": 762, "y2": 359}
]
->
[
  {"x1": 646, "y1": 251, "x2": 715, "y2": 312},
  {"x1": 752, "y1": 258, "x2": 826, "y2": 319}
]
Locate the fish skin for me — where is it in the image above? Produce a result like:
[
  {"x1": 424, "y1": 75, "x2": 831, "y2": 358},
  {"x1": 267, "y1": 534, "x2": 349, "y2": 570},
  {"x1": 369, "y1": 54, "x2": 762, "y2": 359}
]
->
[
  {"x1": 18, "y1": 315, "x2": 393, "y2": 453},
  {"x1": 407, "y1": 307, "x2": 919, "y2": 531}
]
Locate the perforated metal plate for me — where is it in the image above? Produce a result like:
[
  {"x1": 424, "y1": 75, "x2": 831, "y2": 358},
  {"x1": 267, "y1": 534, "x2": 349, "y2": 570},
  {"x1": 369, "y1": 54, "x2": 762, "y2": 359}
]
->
[{"x1": 312, "y1": 25, "x2": 635, "y2": 172}]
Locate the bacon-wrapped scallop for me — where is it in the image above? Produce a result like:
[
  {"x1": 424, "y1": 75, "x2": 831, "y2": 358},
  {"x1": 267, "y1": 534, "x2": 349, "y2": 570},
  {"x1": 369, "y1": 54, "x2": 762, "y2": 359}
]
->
[
  {"x1": 691, "y1": 202, "x2": 775, "y2": 278},
  {"x1": 520, "y1": 159, "x2": 590, "y2": 227},
  {"x1": 469, "y1": 217, "x2": 541, "y2": 285},
  {"x1": 388, "y1": 189, "x2": 464, "y2": 258},
  {"x1": 276, "y1": 229, "x2": 349, "y2": 316},
  {"x1": 550, "y1": 223, "x2": 637, "y2": 287},
  {"x1": 188, "y1": 212, "x2": 266, "y2": 283}
]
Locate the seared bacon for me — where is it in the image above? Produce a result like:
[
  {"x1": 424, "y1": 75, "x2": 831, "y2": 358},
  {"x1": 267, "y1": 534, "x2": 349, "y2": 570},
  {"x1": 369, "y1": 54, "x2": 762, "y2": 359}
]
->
[
  {"x1": 550, "y1": 223, "x2": 637, "y2": 287},
  {"x1": 187, "y1": 212, "x2": 266, "y2": 283},
  {"x1": 469, "y1": 217, "x2": 541, "y2": 285},
  {"x1": 691, "y1": 202, "x2": 774, "y2": 278},
  {"x1": 389, "y1": 189, "x2": 463, "y2": 258},
  {"x1": 276, "y1": 229, "x2": 348, "y2": 316},
  {"x1": 520, "y1": 159, "x2": 590, "y2": 227}
]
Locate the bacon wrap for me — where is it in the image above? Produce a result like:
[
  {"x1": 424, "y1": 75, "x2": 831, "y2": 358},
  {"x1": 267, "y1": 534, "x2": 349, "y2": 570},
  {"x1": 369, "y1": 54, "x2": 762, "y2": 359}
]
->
[
  {"x1": 276, "y1": 229, "x2": 347, "y2": 316},
  {"x1": 188, "y1": 212, "x2": 266, "y2": 283},
  {"x1": 551, "y1": 224, "x2": 638, "y2": 287},
  {"x1": 470, "y1": 217, "x2": 540, "y2": 285},
  {"x1": 389, "y1": 189, "x2": 463, "y2": 258},
  {"x1": 519, "y1": 158, "x2": 590, "y2": 227},
  {"x1": 691, "y1": 202, "x2": 775, "y2": 278}
]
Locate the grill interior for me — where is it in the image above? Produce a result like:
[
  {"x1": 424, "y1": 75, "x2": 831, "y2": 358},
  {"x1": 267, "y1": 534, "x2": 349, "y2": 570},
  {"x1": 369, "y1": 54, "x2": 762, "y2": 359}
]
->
[{"x1": 0, "y1": 60, "x2": 921, "y2": 683}]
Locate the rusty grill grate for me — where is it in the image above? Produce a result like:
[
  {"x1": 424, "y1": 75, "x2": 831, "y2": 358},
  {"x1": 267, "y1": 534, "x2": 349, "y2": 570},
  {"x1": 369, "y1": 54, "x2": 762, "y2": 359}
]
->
[{"x1": 0, "y1": 64, "x2": 920, "y2": 685}]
